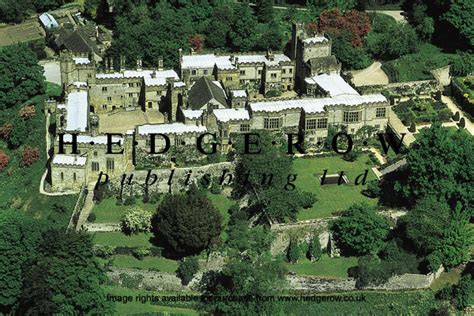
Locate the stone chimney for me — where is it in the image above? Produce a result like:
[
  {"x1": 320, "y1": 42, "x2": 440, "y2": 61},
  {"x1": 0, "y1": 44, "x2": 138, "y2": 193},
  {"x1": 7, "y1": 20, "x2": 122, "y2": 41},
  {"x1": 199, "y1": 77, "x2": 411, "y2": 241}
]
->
[
  {"x1": 136, "y1": 58, "x2": 142, "y2": 71},
  {"x1": 104, "y1": 58, "x2": 109, "y2": 72},
  {"x1": 158, "y1": 56, "x2": 163, "y2": 71},
  {"x1": 178, "y1": 48, "x2": 183, "y2": 64},
  {"x1": 267, "y1": 50, "x2": 274, "y2": 62},
  {"x1": 120, "y1": 55, "x2": 125, "y2": 72}
]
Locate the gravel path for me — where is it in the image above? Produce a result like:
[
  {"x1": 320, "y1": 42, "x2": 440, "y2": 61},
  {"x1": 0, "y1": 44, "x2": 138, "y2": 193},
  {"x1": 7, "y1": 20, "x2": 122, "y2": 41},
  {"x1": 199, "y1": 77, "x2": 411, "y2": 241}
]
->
[{"x1": 350, "y1": 62, "x2": 389, "y2": 86}]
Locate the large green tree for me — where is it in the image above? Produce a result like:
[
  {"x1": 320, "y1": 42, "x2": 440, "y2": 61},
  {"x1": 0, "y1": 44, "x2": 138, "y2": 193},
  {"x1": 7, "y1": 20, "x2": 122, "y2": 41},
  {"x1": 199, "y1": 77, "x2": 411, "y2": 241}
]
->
[
  {"x1": 0, "y1": 44, "x2": 44, "y2": 110},
  {"x1": 18, "y1": 229, "x2": 113, "y2": 315},
  {"x1": 152, "y1": 188, "x2": 223, "y2": 256},
  {"x1": 0, "y1": 210, "x2": 43, "y2": 313},
  {"x1": 232, "y1": 131, "x2": 316, "y2": 221},
  {"x1": 397, "y1": 124, "x2": 474, "y2": 211},
  {"x1": 331, "y1": 203, "x2": 390, "y2": 256}
]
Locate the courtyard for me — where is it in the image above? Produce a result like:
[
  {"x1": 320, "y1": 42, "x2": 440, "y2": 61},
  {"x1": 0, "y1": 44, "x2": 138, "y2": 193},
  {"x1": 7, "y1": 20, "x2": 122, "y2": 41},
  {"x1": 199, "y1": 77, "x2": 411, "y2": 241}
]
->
[{"x1": 98, "y1": 109, "x2": 164, "y2": 134}]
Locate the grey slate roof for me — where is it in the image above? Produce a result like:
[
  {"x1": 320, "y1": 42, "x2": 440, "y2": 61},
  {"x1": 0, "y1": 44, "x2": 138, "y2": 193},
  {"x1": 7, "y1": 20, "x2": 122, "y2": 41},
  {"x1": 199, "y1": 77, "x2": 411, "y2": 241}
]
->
[
  {"x1": 56, "y1": 27, "x2": 97, "y2": 53},
  {"x1": 187, "y1": 77, "x2": 228, "y2": 110}
]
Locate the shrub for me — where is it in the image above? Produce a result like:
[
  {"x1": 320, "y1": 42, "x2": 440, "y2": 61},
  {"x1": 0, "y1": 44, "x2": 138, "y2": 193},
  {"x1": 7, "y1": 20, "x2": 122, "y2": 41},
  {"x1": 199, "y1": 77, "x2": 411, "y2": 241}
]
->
[
  {"x1": 87, "y1": 213, "x2": 96, "y2": 222},
  {"x1": 19, "y1": 105, "x2": 36, "y2": 120},
  {"x1": 119, "y1": 273, "x2": 144, "y2": 289},
  {"x1": 93, "y1": 245, "x2": 114, "y2": 259},
  {"x1": 149, "y1": 246, "x2": 162, "y2": 257},
  {"x1": 123, "y1": 195, "x2": 136, "y2": 206},
  {"x1": 354, "y1": 255, "x2": 392, "y2": 288},
  {"x1": 120, "y1": 207, "x2": 152, "y2": 235},
  {"x1": 363, "y1": 180, "x2": 381, "y2": 198},
  {"x1": 453, "y1": 275, "x2": 472, "y2": 310},
  {"x1": 210, "y1": 179, "x2": 222, "y2": 194},
  {"x1": 176, "y1": 256, "x2": 200, "y2": 285},
  {"x1": 132, "y1": 247, "x2": 150, "y2": 260},
  {"x1": 459, "y1": 117, "x2": 466, "y2": 128},
  {"x1": 0, "y1": 123, "x2": 13, "y2": 140},
  {"x1": 286, "y1": 237, "x2": 300, "y2": 264},
  {"x1": 20, "y1": 146, "x2": 39, "y2": 167},
  {"x1": 265, "y1": 89, "x2": 282, "y2": 98},
  {"x1": 452, "y1": 111, "x2": 460, "y2": 121},
  {"x1": 299, "y1": 191, "x2": 317, "y2": 209},
  {"x1": 436, "y1": 285, "x2": 453, "y2": 300},
  {"x1": 408, "y1": 122, "x2": 416, "y2": 133},
  {"x1": 342, "y1": 150, "x2": 360, "y2": 162},
  {"x1": 114, "y1": 246, "x2": 135, "y2": 255},
  {"x1": 0, "y1": 150, "x2": 9, "y2": 171},
  {"x1": 306, "y1": 234, "x2": 323, "y2": 262},
  {"x1": 93, "y1": 184, "x2": 112, "y2": 203}
]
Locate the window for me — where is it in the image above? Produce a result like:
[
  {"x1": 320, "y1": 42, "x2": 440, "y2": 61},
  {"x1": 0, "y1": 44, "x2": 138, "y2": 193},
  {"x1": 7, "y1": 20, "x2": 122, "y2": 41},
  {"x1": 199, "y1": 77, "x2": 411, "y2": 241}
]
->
[
  {"x1": 106, "y1": 158, "x2": 114, "y2": 171},
  {"x1": 93, "y1": 151, "x2": 97, "y2": 157},
  {"x1": 317, "y1": 118, "x2": 328, "y2": 129},
  {"x1": 306, "y1": 119, "x2": 317, "y2": 130},
  {"x1": 226, "y1": 76, "x2": 232, "y2": 81},
  {"x1": 148, "y1": 102, "x2": 153, "y2": 108},
  {"x1": 102, "y1": 104, "x2": 107, "y2": 109},
  {"x1": 375, "y1": 124, "x2": 381, "y2": 129},
  {"x1": 289, "y1": 68, "x2": 293, "y2": 74},
  {"x1": 376, "y1": 107, "x2": 386, "y2": 118},
  {"x1": 258, "y1": 70, "x2": 262, "y2": 75},
  {"x1": 343, "y1": 111, "x2": 361, "y2": 123},
  {"x1": 270, "y1": 73, "x2": 277, "y2": 79},
  {"x1": 73, "y1": 173, "x2": 76, "y2": 182},
  {"x1": 264, "y1": 117, "x2": 282, "y2": 129},
  {"x1": 240, "y1": 79, "x2": 245, "y2": 84},
  {"x1": 128, "y1": 93, "x2": 133, "y2": 98},
  {"x1": 282, "y1": 69, "x2": 286, "y2": 74},
  {"x1": 191, "y1": 70, "x2": 197, "y2": 75},
  {"x1": 102, "y1": 87, "x2": 107, "y2": 92},
  {"x1": 136, "y1": 82, "x2": 141, "y2": 87},
  {"x1": 92, "y1": 162, "x2": 99, "y2": 172},
  {"x1": 87, "y1": 74, "x2": 92, "y2": 78},
  {"x1": 107, "y1": 97, "x2": 112, "y2": 102},
  {"x1": 129, "y1": 83, "x2": 133, "y2": 87},
  {"x1": 203, "y1": 69, "x2": 208, "y2": 75},
  {"x1": 240, "y1": 124, "x2": 250, "y2": 132},
  {"x1": 240, "y1": 70, "x2": 245, "y2": 75},
  {"x1": 223, "y1": 130, "x2": 228, "y2": 138},
  {"x1": 60, "y1": 172, "x2": 64, "y2": 181}
]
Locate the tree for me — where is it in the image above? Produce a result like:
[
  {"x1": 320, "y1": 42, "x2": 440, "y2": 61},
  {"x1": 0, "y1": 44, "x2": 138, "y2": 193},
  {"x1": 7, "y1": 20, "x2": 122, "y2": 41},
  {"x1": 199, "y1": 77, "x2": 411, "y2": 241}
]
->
[
  {"x1": 0, "y1": 150, "x2": 9, "y2": 171},
  {"x1": 0, "y1": 210, "x2": 43, "y2": 313},
  {"x1": 18, "y1": 230, "x2": 113, "y2": 315},
  {"x1": 442, "y1": 0, "x2": 474, "y2": 48},
  {"x1": 437, "y1": 205, "x2": 472, "y2": 270},
  {"x1": 319, "y1": 9, "x2": 371, "y2": 47},
  {"x1": 176, "y1": 256, "x2": 199, "y2": 285},
  {"x1": 19, "y1": 105, "x2": 36, "y2": 120},
  {"x1": 330, "y1": 32, "x2": 372, "y2": 70},
  {"x1": 229, "y1": 4, "x2": 258, "y2": 51},
  {"x1": 188, "y1": 34, "x2": 204, "y2": 53},
  {"x1": 397, "y1": 124, "x2": 474, "y2": 210},
  {"x1": 0, "y1": 44, "x2": 44, "y2": 110},
  {"x1": 233, "y1": 130, "x2": 316, "y2": 221},
  {"x1": 307, "y1": 234, "x2": 323, "y2": 261},
  {"x1": 9, "y1": 117, "x2": 29, "y2": 148},
  {"x1": 286, "y1": 236, "x2": 300, "y2": 264},
  {"x1": 403, "y1": 196, "x2": 450, "y2": 256},
  {"x1": 152, "y1": 188, "x2": 222, "y2": 256},
  {"x1": 331, "y1": 203, "x2": 390, "y2": 256},
  {"x1": 363, "y1": 179, "x2": 381, "y2": 198},
  {"x1": 120, "y1": 207, "x2": 152, "y2": 235},
  {"x1": 205, "y1": 5, "x2": 233, "y2": 48},
  {"x1": 20, "y1": 146, "x2": 40, "y2": 167},
  {"x1": 453, "y1": 275, "x2": 473, "y2": 310},
  {"x1": 255, "y1": 0, "x2": 274, "y2": 23},
  {"x1": 365, "y1": 22, "x2": 419, "y2": 60}
]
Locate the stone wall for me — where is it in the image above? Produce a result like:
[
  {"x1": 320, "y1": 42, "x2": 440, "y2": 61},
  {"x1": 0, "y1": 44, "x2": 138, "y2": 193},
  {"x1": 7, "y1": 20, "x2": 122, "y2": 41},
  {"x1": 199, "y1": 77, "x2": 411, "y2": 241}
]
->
[{"x1": 109, "y1": 162, "x2": 234, "y2": 196}]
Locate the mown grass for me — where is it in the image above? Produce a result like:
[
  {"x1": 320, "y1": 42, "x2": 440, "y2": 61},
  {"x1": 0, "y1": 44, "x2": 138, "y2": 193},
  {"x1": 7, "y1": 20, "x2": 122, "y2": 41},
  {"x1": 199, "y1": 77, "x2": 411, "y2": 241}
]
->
[
  {"x1": 91, "y1": 197, "x2": 158, "y2": 223},
  {"x1": 284, "y1": 254, "x2": 357, "y2": 278},
  {"x1": 207, "y1": 192, "x2": 234, "y2": 241},
  {"x1": 103, "y1": 286, "x2": 198, "y2": 315},
  {"x1": 111, "y1": 254, "x2": 179, "y2": 273},
  {"x1": 93, "y1": 232, "x2": 153, "y2": 248},
  {"x1": 293, "y1": 155, "x2": 378, "y2": 220}
]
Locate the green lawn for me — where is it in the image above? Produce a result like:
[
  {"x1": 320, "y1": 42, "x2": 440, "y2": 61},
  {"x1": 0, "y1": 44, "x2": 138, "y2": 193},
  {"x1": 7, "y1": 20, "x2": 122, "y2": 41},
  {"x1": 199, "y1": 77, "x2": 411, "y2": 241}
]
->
[
  {"x1": 294, "y1": 155, "x2": 378, "y2": 220},
  {"x1": 284, "y1": 254, "x2": 357, "y2": 278},
  {"x1": 103, "y1": 286, "x2": 198, "y2": 315},
  {"x1": 207, "y1": 192, "x2": 234, "y2": 241},
  {"x1": 91, "y1": 197, "x2": 158, "y2": 223},
  {"x1": 112, "y1": 254, "x2": 178, "y2": 273},
  {"x1": 93, "y1": 232, "x2": 153, "y2": 248},
  {"x1": 430, "y1": 270, "x2": 462, "y2": 292}
]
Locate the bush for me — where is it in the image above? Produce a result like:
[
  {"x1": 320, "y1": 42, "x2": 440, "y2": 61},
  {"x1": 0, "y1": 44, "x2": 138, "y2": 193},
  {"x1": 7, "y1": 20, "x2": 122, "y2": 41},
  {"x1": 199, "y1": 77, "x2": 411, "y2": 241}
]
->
[
  {"x1": 176, "y1": 256, "x2": 200, "y2": 285},
  {"x1": 20, "y1": 146, "x2": 40, "y2": 167},
  {"x1": 436, "y1": 285, "x2": 453, "y2": 300},
  {"x1": 93, "y1": 184, "x2": 112, "y2": 204},
  {"x1": 120, "y1": 207, "x2": 152, "y2": 235},
  {"x1": 342, "y1": 150, "x2": 360, "y2": 162},
  {"x1": 149, "y1": 246, "x2": 162, "y2": 257},
  {"x1": 93, "y1": 245, "x2": 114, "y2": 259},
  {"x1": 0, "y1": 150, "x2": 9, "y2": 171},
  {"x1": 299, "y1": 191, "x2": 317, "y2": 209},
  {"x1": 306, "y1": 234, "x2": 323, "y2": 262},
  {"x1": 123, "y1": 195, "x2": 136, "y2": 206},
  {"x1": 286, "y1": 237, "x2": 300, "y2": 264},
  {"x1": 119, "y1": 273, "x2": 144, "y2": 289},
  {"x1": 453, "y1": 275, "x2": 472, "y2": 310},
  {"x1": 87, "y1": 213, "x2": 96, "y2": 222},
  {"x1": 363, "y1": 180, "x2": 381, "y2": 198},
  {"x1": 132, "y1": 247, "x2": 150, "y2": 260},
  {"x1": 114, "y1": 246, "x2": 135, "y2": 255},
  {"x1": 452, "y1": 111, "x2": 460, "y2": 121},
  {"x1": 408, "y1": 122, "x2": 416, "y2": 133},
  {"x1": 459, "y1": 117, "x2": 466, "y2": 128}
]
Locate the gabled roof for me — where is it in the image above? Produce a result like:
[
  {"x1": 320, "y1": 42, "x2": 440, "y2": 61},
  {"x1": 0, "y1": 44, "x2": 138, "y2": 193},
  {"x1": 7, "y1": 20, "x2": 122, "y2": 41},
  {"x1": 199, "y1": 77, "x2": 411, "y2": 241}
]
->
[
  {"x1": 56, "y1": 27, "x2": 97, "y2": 53},
  {"x1": 187, "y1": 77, "x2": 227, "y2": 110},
  {"x1": 305, "y1": 74, "x2": 359, "y2": 97}
]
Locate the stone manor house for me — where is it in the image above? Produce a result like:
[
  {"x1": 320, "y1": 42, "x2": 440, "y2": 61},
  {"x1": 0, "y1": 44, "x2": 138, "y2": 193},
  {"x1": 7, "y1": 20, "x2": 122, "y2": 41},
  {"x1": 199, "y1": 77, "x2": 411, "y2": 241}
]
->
[{"x1": 48, "y1": 23, "x2": 390, "y2": 192}]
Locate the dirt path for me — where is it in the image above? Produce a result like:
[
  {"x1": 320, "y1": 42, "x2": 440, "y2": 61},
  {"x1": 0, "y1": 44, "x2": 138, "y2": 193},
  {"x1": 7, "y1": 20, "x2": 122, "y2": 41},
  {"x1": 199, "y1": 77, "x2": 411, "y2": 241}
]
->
[
  {"x1": 350, "y1": 62, "x2": 389, "y2": 87},
  {"x1": 441, "y1": 96, "x2": 474, "y2": 136},
  {"x1": 366, "y1": 10, "x2": 407, "y2": 23}
]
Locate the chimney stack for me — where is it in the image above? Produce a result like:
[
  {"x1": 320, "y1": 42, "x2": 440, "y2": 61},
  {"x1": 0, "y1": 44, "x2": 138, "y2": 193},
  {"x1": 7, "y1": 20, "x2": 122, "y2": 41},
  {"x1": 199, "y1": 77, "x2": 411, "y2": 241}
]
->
[
  {"x1": 120, "y1": 55, "x2": 125, "y2": 72},
  {"x1": 136, "y1": 58, "x2": 142, "y2": 71},
  {"x1": 158, "y1": 56, "x2": 163, "y2": 71}
]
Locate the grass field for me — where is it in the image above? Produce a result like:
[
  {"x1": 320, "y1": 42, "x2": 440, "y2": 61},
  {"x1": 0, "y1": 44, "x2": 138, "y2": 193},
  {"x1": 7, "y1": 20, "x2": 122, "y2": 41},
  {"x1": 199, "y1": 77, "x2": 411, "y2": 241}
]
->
[
  {"x1": 103, "y1": 286, "x2": 198, "y2": 315},
  {"x1": 91, "y1": 197, "x2": 158, "y2": 223},
  {"x1": 284, "y1": 254, "x2": 357, "y2": 278},
  {"x1": 207, "y1": 192, "x2": 234, "y2": 240},
  {"x1": 93, "y1": 232, "x2": 153, "y2": 247},
  {"x1": 293, "y1": 155, "x2": 378, "y2": 220},
  {"x1": 112, "y1": 254, "x2": 178, "y2": 273}
]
